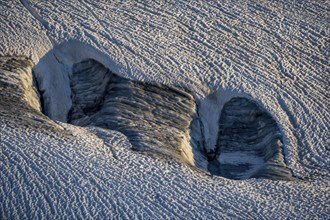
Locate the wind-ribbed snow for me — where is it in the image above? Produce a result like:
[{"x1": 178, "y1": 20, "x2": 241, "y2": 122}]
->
[{"x1": 0, "y1": 0, "x2": 329, "y2": 218}]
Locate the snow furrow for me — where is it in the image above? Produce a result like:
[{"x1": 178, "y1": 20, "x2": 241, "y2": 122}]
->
[{"x1": 19, "y1": 0, "x2": 54, "y2": 46}]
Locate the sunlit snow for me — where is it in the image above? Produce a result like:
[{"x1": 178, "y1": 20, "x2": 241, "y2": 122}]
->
[{"x1": 0, "y1": 0, "x2": 329, "y2": 219}]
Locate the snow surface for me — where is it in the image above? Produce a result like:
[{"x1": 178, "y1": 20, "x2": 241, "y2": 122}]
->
[{"x1": 0, "y1": 0, "x2": 329, "y2": 218}]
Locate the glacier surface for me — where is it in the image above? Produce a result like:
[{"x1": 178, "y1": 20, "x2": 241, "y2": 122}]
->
[{"x1": 0, "y1": 0, "x2": 329, "y2": 218}]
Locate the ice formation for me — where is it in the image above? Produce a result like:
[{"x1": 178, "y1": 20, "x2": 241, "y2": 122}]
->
[
  {"x1": 69, "y1": 59, "x2": 199, "y2": 166},
  {"x1": 213, "y1": 97, "x2": 292, "y2": 180},
  {"x1": 4, "y1": 54, "x2": 291, "y2": 180},
  {"x1": 0, "y1": 0, "x2": 329, "y2": 218}
]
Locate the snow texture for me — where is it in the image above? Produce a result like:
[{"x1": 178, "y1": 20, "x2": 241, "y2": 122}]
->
[{"x1": 0, "y1": 0, "x2": 329, "y2": 218}]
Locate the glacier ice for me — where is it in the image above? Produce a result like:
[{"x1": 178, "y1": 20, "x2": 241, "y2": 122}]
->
[
  {"x1": 31, "y1": 57, "x2": 292, "y2": 180},
  {"x1": 68, "y1": 59, "x2": 200, "y2": 167},
  {"x1": 0, "y1": 0, "x2": 329, "y2": 218},
  {"x1": 212, "y1": 97, "x2": 292, "y2": 180}
]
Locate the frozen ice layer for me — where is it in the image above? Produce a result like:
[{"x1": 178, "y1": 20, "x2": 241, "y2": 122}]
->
[
  {"x1": 212, "y1": 97, "x2": 293, "y2": 180},
  {"x1": 69, "y1": 59, "x2": 199, "y2": 166},
  {"x1": 0, "y1": 56, "x2": 39, "y2": 111}
]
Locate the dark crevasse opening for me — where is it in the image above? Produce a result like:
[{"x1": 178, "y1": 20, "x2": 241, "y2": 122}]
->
[{"x1": 208, "y1": 97, "x2": 293, "y2": 180}]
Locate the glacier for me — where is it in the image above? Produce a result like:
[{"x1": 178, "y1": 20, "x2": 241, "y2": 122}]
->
[{"x1": 0, "y1": 0, "x2": 329, "y2": 219}]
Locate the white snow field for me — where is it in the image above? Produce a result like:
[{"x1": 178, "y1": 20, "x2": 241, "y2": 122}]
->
[{"x1": 0, "y1": 0, "x2": 329, "y2": 219}]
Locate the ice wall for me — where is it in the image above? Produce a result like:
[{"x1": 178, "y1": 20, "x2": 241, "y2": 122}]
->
[
  {"x1": 68, "y1": 59, "x2": 202, "y2": 167},
  {"x1": 0, "y1": 56, "x2": 39, "y2": 111},
  {"x1": 213, "y1": 97, "x2": 292, "y2": 180}
]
